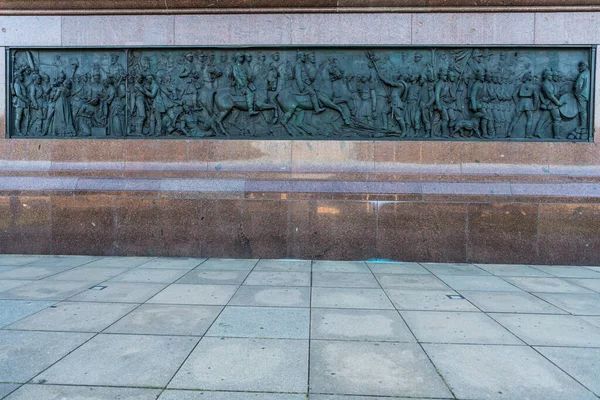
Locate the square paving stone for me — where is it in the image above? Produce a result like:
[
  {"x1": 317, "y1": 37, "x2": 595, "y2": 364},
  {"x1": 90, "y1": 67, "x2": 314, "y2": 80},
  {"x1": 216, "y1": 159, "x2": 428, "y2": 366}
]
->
[
  {"x1": 312, "y1": 261, "x2": 370, "y2": 273},
  {"x1": 25, "y1": 256, "x2": 100, "y2": 268},
  {"x1": 532, "y1": 293, "x2": 600, "y2": 315},
  {"x1": 421, "y1": 263, "x2": 490, "y2": 276},
  {"x1": 206, "y1": 306, "x2": 309, "y2": 339},
  {"x1": 0, "y1": 266, "x2": 74, "y2": 280},
  {"x1": 196, "y1": 258, "x2": 258, "y2": 271},
  {"x1": 579, "y1": 316, "x2": 600, "y2": 328},
  {"x1": 0, "y1": 330, "x2": 93, "y2": 382},
  {"x1": 535, "y1": 347, "x2": 600, "y2": 396},
  {"x1": 423, "y1": 344, "x2": 597, "y2": 400},
  {"x1": 45, "y1": 267, "x2": 129, "y2": 282},
  {"x1": 104, "y1": 304, "x2": 222, "y2": 336},
  {"x1": 437, "y1": 275, "x2": 522, "y2": 292},
  {"x1": 475, "y1": 264, "x2": 552, "y2": 277},
  {"x1": 311, "y1": 308, "x2": 414, "y2": 342},
  {"x1": 385, "y1": 289, "x2": 479, "y2": 311},
  {"x1": 503, "y1": 277, "x2": 594, "y2": 293},
  {"x1": 312, "y1": 272, "x2": 379, "y2": 288},
  {"x1": 366, "y1": 262, "x2": 431, "y2": 275},
  {"x1": 34, "y1": 334, "x2": 198, "y2": 387},
  {"x1": 69, "y1": 282, "x2": 167, "y2": 303},
  {"x1": 228, "y1": 286, "x2": 310, "y2": 307},
  {"x1": 460, "y1": 291, "x2": 567, "y2": 314},
  {"x1": 243, "y1": 271, "x2": 311, "y2": 286},
  {"x1": 82, "y1": 257, "x2": 154, "y2": 268},
  {"x1": 137, "y1": 257, "x2": 206, "y2": 269},
  {"x1": 0, "y1": 279, "x2": 31, "y2": 292},
  {"x1": 169, "y1": 337, "x2": 308, "y2": 392},
  {"x1": 491, "y1": 314, "x2": 600, "y2": 347},
  {"x1": 254, "y1": 259, "x2": 312, "y2": 272},
  {"x1": 309, "y1": 397, "x2": 431, "y2": 400},
  {"x1": 0, "y1": 281, "x2": 93, "y2": 300},
  {"x1": 109, "y1": 268, "x2": 189, "y2": 284},
  {"x1": 309, "y1": 340, "x2": 451, "y2": 398},
  {"x1": 532, "y1": 266, "x2": 600, "y2": 278},
  {"x1": 5, "y1": 302, "x2": 136, "y2": 332},
  {"x1": 0, "y1": 384, "x2": 19, "y2": 398},
  {"x1": 567, "y1": 278, "x2": 600, "y2": 293},
  {"x1": 159, "y1": 391, "x2": 306, "y2": 400},
  {"x1": 0, "y1": 300, "x2": 55, "y2": 328},
  {"x1": 176, "y1": 270, "x2": 249, "y2": 285},
  {"x1": 401, "y1": 311, "x2": 522, "y2": 345},
  {"x1": 312, "y1": 288, "x2": 394, "y2": 309},
  {"x1": 5, "y1": 384, "x2": 161, "y2": 399},
  {"x1": 0, "y1": 256, "x2": 43, "y2": 266},
  {"x1": 147, "y1": 284, "x2": 238, "y2": 305},
  {"x1": 375, "y1": 274, "x2": 451, "y2": 290}
]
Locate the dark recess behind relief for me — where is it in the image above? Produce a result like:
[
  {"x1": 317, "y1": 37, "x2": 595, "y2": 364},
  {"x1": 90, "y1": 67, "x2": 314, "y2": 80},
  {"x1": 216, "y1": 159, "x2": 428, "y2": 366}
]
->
[{"x1": 6, "y1": 45, "x2": 596, "y2": 142}]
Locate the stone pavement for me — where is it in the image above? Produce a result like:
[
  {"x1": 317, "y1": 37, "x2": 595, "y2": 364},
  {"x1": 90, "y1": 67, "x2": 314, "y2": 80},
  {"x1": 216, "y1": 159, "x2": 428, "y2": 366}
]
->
[{"x1": 0, "y1": 256, "x2": 599, "y2": 399}]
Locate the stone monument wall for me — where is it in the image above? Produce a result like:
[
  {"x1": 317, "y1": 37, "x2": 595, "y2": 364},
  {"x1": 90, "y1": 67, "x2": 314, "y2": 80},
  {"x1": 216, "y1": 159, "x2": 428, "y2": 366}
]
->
[{"x1": 0, "y1": 11, "x2": 599, "y2": 264}]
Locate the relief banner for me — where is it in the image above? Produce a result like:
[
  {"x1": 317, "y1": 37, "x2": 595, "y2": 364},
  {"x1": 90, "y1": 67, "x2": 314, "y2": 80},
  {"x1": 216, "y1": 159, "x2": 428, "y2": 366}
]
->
[{"x1": 6, "y1": 46, "x2": 595, "y2": 141}]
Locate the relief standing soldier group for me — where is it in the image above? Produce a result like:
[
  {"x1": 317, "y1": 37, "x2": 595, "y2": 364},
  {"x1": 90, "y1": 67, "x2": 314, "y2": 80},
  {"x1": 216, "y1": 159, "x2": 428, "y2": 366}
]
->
[{"x1": 9, "y1": 47, "x2": 593, "y2": 141}]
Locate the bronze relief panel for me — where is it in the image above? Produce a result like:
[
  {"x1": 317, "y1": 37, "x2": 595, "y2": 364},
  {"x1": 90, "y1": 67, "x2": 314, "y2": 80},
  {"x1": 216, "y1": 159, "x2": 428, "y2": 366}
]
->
[{"x1": 6, "y1": 46, "x2": 595, "y2": 141}]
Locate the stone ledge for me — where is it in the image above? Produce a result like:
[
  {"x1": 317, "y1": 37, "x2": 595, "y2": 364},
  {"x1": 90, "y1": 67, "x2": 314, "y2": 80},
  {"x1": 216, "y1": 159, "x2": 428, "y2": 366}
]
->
[{"x1": 1, "y1": 0, "x2": 600, "y2": 14}]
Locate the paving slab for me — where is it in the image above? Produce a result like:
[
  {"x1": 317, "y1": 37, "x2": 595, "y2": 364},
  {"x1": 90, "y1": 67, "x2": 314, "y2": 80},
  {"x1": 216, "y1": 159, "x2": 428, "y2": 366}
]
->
[
  {"x1": 160, "y1": 391, "x2": 306, "y2": 400},
  {"x1": 105, "y1": 304, "x2": 222, "y2": 336},
  {"x1": 475, "y1": 264, "x2": 552, "y2": 277},
  {"x1": 311, "y1": 308, "x2": 414, "y2": 342},
  {"x1": 0, "y1": 330, "x2": 92, "y2": 382},
  {"x1": 401, "y1": 311, "x2": 523, "y2": 345},
  {"x1": 228, "y1": 286, "x2": 310, "y2": 307},
  {"x1": 423, "y1": 343, "x2": 597, "y2": 400},
  {"x1": 460, "y1": 291, "x2": 567, "y2": 314},
  {"x1": 532, "y1": 266, "x2": 600, "y2": 278},
  {"x1": 0, "y1": 281, "x2": 93, "y2": 300},
  {"x1": 309, "y1": 396, "x2": 435, "y2": 400},
  {"x1": 312, "y1": 261, "x2": 370, "y2": 273},
  {"x1": 68, "y1": 282, "x2": 167, "y2": 303},
  {"x1": 375, "y1": 274, "x2": 451, "y2": 290},
  {"x1": 503, "y1": 277, "x2": 594, "y2": 293},
  {"x1": 385, "y1": 289, "x2": 479, "y2": 311},
  {"x1": 0, "y1": 266, "x2": 74, "y2": 280},
  {"x1": 23, "y1": 256, "x2": 100, "y2": 268},
  {"x1": 34, "y1": 334, "x2": 198, "y2": 387},
  {"x1": 532, "y1": 293, "x2": 600, "y2": 315},
  {"x1": 0, "y1": 256, "x2": 44, "y2": 266},
  {"x1": 82, "y1": 257, "x2": 154, "y2": 268},
  {"x1": 536, "y1": 346, "x2": 600, "y2": 396},
  {"x1": 5, "y1": 302, "x2": 137, "y2": 332},
  {"x1": 0, "y1": 299, "x2": 55, "y2": 328},
  {"x1": 254, "y1": 259, "x2": 312, "y2": 272},
  {"x1": 366, "y1": 262, "x2": 431, "y2": 274},
  {"x1": 136, "y1": 257, "x2": 206, "y2": 269},
  {"x1": 4, "y1": 384, "x2": 161, "y2": 399},
  {"x1": 567, "y1": 278, "x2": 600, "y2": 293},
  {"x1": 0, "y1": 384, "x2": 19, "y2": 398},
  {"x1": 243, "y1": 271, "x2": 311, "y2": 287},
  {"x1": 175, "y1": 270, "x2": 249, "y2": 285},
  {"x1": 169, "y1": 337, "x2": 308, "y2": 392},
  {"x1": 196, "y1": 258, "x2": 258, "y2": 271},
  {"x1": 0, "y1": 280, "x2": 34, "y2": 292},
  {"x1": 206, "y1": 306, "x2": 309, "y2": 339},
  {"x1": 437, "y1": 275, "x2": 522, "y2": 292},
  {"x1": 309, "y1": 340, "x2": 451, "y2": 398},
  {"x1": 109, "y1": 268, "x2": 189, "y2": 284},
  {"x1": 421, "y1": 263, "x2": 490, "y2": 276},
  {"x1": 312, "y1": 288, "x2": 394, "y2": 309},
  {"x1": 491, "y1": 314, "x2": 600, "y2": 347},
  {"x1": 579, "y1": 316, "x2": 600, "y2": 328},
  {"x1": 147, "y1": 284, "x2": 238, "y2": 305},
  {"x1": 312, "y1": 272, "x2": 379, "y2": 288},
  {"x1": 45, "y1": 267, "x2": 129, "y2": 282}
]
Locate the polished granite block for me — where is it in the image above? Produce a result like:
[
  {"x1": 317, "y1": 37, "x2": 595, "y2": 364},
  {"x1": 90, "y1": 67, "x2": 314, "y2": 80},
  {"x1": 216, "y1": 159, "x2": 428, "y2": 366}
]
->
[{"x1": 0, "y1": 197, "x2": 51, "y2": 255}]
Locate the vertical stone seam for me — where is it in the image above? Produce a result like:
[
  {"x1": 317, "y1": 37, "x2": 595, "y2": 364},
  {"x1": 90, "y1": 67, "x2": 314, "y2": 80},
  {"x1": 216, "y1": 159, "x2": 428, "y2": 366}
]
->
[
  {"x1": 533, "y1": 12, "x2": 537, "y2": 44},
  {"x1": 465, "y1": 203, "x2": 470, "y2": 263}
]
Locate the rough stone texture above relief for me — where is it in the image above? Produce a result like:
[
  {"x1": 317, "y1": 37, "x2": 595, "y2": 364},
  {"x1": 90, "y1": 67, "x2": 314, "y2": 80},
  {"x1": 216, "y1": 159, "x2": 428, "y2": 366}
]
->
[{"x1": 6, "y1": 46, "x2": 595, "y2": 141}]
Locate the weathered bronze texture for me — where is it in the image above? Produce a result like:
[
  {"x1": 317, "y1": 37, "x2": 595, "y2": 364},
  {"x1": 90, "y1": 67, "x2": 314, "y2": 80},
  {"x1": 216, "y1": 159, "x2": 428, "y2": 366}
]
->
[{"x1": 7, "y1": 46, "x2": 595, "y2": 141}]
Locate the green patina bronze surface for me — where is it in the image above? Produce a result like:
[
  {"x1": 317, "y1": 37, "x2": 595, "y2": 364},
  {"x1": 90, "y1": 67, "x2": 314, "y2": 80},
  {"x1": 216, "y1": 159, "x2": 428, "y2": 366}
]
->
[{"x1": 6, "y1": 46, "x2": 595, "y2": 141}]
